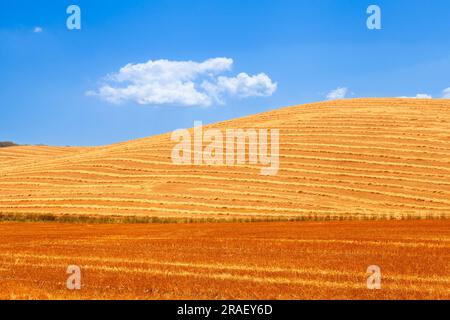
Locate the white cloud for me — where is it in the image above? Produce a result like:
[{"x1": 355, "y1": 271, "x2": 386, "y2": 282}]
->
[
  {"x1": 399, "y1": 93, "x2": 433, "y2": 99},
  {"x1": 414, "y1": 93, "x2": 432, "y2": 99},
  {"x1": 33, "y1": 27, "x2": 43, "y2": 33},
  {"x1": 202, "y1": 73, "x2": 277, "y2": 104},
  {"x1": 326, "y1": 87, "x2": 348, "y2": 100},
  {"x1": 442, "y1": 88, "x2": 450, "y2": 99},
  {"x1": 88, "y1": 58, "x2": 277, "y2": 107}
]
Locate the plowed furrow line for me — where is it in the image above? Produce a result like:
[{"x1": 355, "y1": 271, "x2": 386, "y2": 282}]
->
[
  {"x1": 2, "y1": 252, "x2": 449, "y2": 284},
  {"x1": 4, "y1": 171, "x2": 449, "y2": 206}
]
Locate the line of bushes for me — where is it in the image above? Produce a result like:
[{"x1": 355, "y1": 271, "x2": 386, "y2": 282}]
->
[
  {"x1": 0, "y1": 212, "x2": 447, "y2": 225},
  {"x1": 0, "y1": 141, "x2": 18, "y2": 148}
]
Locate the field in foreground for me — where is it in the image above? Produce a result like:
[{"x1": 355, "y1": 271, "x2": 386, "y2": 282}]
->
[
  {"x1": 1, "y1": 99, "x2": 450, "y2": 221},
  {"x1": 0, "y1": 220, "x2": 448, "y2": 300}
]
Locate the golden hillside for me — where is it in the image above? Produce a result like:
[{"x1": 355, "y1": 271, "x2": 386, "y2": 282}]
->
[{"x1": 1, "y1": 98, "x2": 450, "y2": 221}]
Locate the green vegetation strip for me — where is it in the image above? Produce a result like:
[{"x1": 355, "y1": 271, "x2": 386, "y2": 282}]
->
[{"x1": 0, "y1": 212, "x2": 447, "y2": 224}]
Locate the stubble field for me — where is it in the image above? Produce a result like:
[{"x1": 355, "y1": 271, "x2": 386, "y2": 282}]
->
[
  {"x1": 0, "y1": 219, "x2": 448, "y2": 300},
  {"x1": 0, "y1": 98, "x2": 449, "y2": 300},
  {"x1": 1, "y1": 99, "x2": 450, "y2": 222}
]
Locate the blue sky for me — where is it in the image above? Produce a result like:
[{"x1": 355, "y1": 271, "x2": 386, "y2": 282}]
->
[{"x1": 1, "y1": 0, "x2": 449, "y2": 146}]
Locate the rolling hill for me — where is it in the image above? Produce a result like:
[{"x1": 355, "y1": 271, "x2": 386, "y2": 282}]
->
[{"x1": 1, "y1": 98, "x2": 450, "y2": 222}]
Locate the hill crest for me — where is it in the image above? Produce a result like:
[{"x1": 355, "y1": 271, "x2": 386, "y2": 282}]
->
[{"x1": 1, "y1": 98, "x2": 450, "y2": 222}]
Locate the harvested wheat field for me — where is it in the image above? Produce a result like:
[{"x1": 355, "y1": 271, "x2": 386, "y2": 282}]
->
[
  {"x1": 1, "y1": 98, "x2": 450, "y2": 222},
  {"x1": 0, "y1": 220, "x2": 448, "y2": 300},
  {"x1": 0, "y1": 98, "x2": 449, "y2": 300}
]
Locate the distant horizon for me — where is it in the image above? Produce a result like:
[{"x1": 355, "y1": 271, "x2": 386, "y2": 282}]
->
[{"x1": 2, "y1": 96, "x2": 448, "y2": 147}]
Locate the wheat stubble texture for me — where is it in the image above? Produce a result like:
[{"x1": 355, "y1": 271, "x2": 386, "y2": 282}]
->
[
  {"x1": 0, "y1": 98, "x2": 449, "y2": 300},
  {"x1": 1, "y1": 99, "x2": 450, "y2": 221},
  {"x1": 0, "y1": 220, "x2": 448, "y2": 299}
]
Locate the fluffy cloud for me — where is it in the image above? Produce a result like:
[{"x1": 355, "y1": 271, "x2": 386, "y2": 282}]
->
[
  {"x1": 399, "y1": 93, "x2": 433, "y2": 99},
  {"x1": 326, "y1": 87, "x2": 348, "y2": 100},
  {"x1": 202, "y1": 73, "x2": 277, "y2": 104},
  {"x1": 399, "y1": 88, "x2": 450, "y2": 99},
  {"x1": 414, "y1": 93, "x2": 432, "y2": 99},
  {"x1": 442, "y1": 88, "x2": 450, "y2": 99},
  {"x1": 33, "y1": 26, "x2": 43, "y2": 33},
  {"x1": 88, "y1": 58, "x2": 277, "y2": 107}
]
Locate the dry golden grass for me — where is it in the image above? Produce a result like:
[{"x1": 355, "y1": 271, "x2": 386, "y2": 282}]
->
[
  {"x1": 1, "y1": 98, "x2": 450, "y2": 221},
  {"x1": 0, "y1": 220, "x2": 448, "y2": 299},
  {"x1": 0, "y1": 145, "x2": 90, "y2": 170}
]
